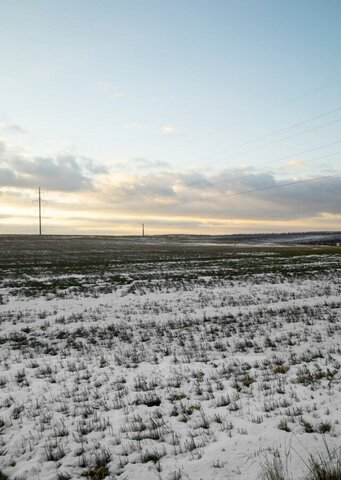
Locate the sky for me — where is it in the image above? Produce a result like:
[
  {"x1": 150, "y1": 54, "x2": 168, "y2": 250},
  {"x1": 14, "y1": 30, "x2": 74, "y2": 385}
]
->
[{"x1": 1, "y1": 0, "x2": 341, "y2": 235}]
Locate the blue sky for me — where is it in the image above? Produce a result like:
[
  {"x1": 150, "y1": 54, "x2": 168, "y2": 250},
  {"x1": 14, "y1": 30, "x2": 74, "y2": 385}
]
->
[{"x1": 1, "y1": 0, "x2": 341, "y2": 234}]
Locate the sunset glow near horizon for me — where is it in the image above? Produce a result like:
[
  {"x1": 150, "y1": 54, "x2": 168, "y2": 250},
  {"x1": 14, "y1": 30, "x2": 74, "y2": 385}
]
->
[{"x1": 1, "y1": 0, "x2": 341, "y2": 235}]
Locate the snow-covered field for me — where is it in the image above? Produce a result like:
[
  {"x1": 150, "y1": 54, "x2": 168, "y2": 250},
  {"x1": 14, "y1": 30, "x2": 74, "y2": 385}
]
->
[{"x1": 0, "y1": 236, "x2": 340, "y2": 480}]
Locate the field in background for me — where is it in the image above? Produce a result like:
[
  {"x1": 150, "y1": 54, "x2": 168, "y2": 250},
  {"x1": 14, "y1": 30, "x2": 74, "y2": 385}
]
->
[{"x1": 0, "y1": 235, "x2": 340, "y2": 480}]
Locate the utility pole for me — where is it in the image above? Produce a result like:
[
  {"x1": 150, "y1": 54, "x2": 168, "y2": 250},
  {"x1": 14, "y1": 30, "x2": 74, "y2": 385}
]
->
[
  {"x1": 38, "y1": 187, "x2": 42, "y2": 235},
  {"x1": 33, "y1": 187, "x2": 45, "y2": 235},
  {"x1": 142, "y1": 223, "x2": 145, "y2": 237}
]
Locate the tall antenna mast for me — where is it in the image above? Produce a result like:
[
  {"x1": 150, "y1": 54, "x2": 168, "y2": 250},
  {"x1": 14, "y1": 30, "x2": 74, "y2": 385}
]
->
[
  {"x1": 38, "y1": 187, "x2": 42, "y2": 235},
  {"x1": 142, "y1": 223, "x2": 145, "y2": 237}
]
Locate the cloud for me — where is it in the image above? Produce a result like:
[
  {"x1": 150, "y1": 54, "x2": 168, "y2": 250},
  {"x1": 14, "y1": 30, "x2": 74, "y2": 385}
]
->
[
  {"x1": 161, "y1": 126, "x2": 179, "y2": 136},
  {"x1": 0, "y1": 168, "x2": 17, "y2": 184},
  {"x1": 127, "y1": 157, "x2": 170, "y2": 170},
  {"x1": 0, "y1": 141, "x2": 5, "y2": 154},
  {"x1": 110, "y1": 157, "x2": 170, "y2": 173},
  {"x1": 286, "y1": 159, "x2": 309, "y2": 170},
  {"x1": 108, "y1": 174, "x2": 176, "y2": 201},
  {"x1": 1, "y1": 130, "x2": 341, "y2": 233},
  {"x1": 0, "y1": 141, "x2": 106, "y2": 192},
  {"x1": 0, "y1": 122, "x2": 27, "y2": 134},
  {"x1": 98, "y1": 168, "x2": 341, "y2": 222}
]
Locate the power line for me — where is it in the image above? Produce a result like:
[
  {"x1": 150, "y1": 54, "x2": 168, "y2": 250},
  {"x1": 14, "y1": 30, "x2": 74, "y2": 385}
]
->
[
  {"x1": 200, "y1": 117, "x2": 341, "y2": 168},
  {"x1": 178, "y1": 150, "x2": 340, "y2": 203},
  {"x1": 189, "y1": 141, "x2": 341, "y2": 190},
  {"x1": 201, "y1": 174, "x2": 336, "y2": 202},
  {"x1": 196, "y1": 106, "x2": 341, "y2": 162},
  {"x1": 154, "y1": 75, "x2": 341, "y2": 160},
  {"x1": 187, "y1": 117, "x2": 341, "y2": 188},
  {"x1": 204, "y1": 76, "x2": 341, "y2": 138}
]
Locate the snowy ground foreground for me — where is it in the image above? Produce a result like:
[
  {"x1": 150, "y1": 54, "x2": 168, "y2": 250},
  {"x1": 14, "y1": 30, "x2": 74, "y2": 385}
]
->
[{"x1": 0, "y1": 236, "x2": 341, "y2": 480}]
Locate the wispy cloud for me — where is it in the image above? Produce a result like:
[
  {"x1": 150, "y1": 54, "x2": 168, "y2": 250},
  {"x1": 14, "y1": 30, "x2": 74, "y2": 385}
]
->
[
  {"x1": 161, "y1": 126, "x2": 180, "y2": 136},
  {"x1": 110, "y1": 156, "x2": 170, "y2": 173},
  {"x1": 0, "y1": 122, "x2": 27, "y2": 134},
  {"x1": 286, "y1": 159, "x2": 309, "y2": 170}
]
